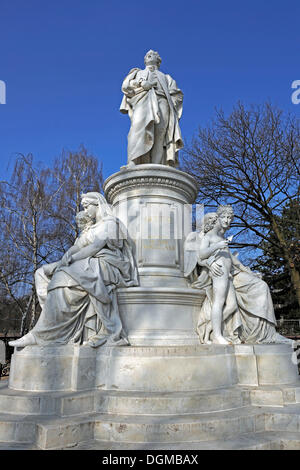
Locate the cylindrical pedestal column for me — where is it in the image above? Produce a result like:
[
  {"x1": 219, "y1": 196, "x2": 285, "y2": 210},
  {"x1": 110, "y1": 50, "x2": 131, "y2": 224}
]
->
[
  {"x1": 104, "y1": 164, "x2": 200, "y2": 345},
  {"x1": 105, "y1": 164, "x2": 198, "y2": 287}
]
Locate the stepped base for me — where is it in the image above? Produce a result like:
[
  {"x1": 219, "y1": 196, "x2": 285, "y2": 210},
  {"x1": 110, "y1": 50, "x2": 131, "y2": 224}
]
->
[
  {"x1": 2, "y1": 342, "x2": 300, "y2": 449},
  {"x1": 61, "y1": 431, "x2": 300, "y2": 450},
  {"x1": 1, "y1": 381, "x2": 300, "y2": 449}
]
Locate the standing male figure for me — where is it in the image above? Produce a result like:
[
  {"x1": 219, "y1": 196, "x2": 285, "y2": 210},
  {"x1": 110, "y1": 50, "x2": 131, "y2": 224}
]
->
[{"x1": 120, "y1": 50, "x2": 184, "y2": 167}]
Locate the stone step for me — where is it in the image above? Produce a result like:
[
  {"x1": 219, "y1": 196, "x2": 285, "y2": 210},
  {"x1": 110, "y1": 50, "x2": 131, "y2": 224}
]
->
[
  {"x1": 264, "y1": 404, "x2": 300, "y2": 432},
  {"x1": 0, "y1": 382, "x2": 95, "y2": 417},
  {"x1": 36, "y1": 414, "x2": 96, "y2": 449},
  {"x1": 1, "y1": 405, "x2": 300, "y2": 449},
  {"x1": 95, "y1": 387, "x2": 250, "y2": 415},
  {"x1": 62, "y1": 431, "x2": 300, "y2": 450},
  {"x1": 0, "y1": 413, "x2": 37, "y2": 444},
  {"x1": 3, "y1": 382, "x2": 300, "y2": 419},
  {"x1": 24, "y1": 406, "x2": 265, "y2": 449},
  {"x1": 0, "y1": 382, "x2": 250, "y2": 417},
  {"x1": 247, "y1": 383, "x2": 300, "y2": 407},
  {"x1": 92, "y1": 407, "x2": 265, "y2": 445},
  {"x1": 0, "y1": 442, "x2": 38, "y2": 450}
]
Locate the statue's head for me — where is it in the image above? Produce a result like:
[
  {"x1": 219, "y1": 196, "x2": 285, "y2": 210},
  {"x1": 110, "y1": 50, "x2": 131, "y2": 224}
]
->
[
  {"x1": 144, "y1": 50, "x2": 162, "y2": 68},
  {"x1": 216, "y1": 205, "x2": 234, "y2": 231},
  {"x1": 75, "y1": 210, "x2": 94, "y2": 231},
  {"x1": 202, "y1": 212, "x2": 218, "y2": 233},
  {"x1": 81, "y1": 192, "x2": 114, "y2": 220}
]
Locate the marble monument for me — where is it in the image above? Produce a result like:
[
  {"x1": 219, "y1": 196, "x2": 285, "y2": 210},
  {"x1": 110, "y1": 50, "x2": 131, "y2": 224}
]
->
[{"x1": 1, "y1": 50, "x2": 300, "y2": 450}]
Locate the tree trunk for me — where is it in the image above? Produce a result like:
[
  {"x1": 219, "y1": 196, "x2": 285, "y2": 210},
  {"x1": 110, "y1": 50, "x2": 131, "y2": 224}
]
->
[
  {"x1": 271, "y1": 216, "x2": 300, "y2": 308},
  {"x1": 290, "y1": 265, "x2": 300, "y2": 309},
  {"x1": 20, "y1": 295, "x2": 33, "y2": 336}
]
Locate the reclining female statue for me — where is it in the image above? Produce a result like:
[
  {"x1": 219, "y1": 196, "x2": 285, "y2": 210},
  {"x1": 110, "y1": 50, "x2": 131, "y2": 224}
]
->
[
  {"x1": 9, "y1": 192, "x2": 139, "y2": 349},
  {"x1": 184, "y1": 205, "x2": 291, "y2": 345}
]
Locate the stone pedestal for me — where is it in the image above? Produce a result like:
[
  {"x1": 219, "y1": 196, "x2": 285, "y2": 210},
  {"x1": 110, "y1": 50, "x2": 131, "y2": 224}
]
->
[
  {"x1": 4, "y1": 343, "x2": 300, "y2": 449},
  {"x1": 9, "y1": 343, "x2": 298, "y2": 393},
  {"x1": 104, "y1": 164, "x2": 200, "y2": 345},
  {"x1": 104, "y1": 165, "x2": 198, "y2": 287}
]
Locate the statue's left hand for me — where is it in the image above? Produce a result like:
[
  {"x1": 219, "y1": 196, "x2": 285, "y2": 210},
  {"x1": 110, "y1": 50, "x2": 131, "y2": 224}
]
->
[
  {"x1": 210, "y1": 262, "x2": 224, "y2": 277},
  {"x1": 60, "y1": 252, "x2": 73, "y2": 267}
]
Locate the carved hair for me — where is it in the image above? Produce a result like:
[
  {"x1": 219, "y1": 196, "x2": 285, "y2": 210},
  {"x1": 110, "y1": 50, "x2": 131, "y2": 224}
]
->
[
  {"x1": 217, "y1": 205, "x2": 234, "y2": 219},
  {"x1": 75, "y1": 210, "x2": 93, "y2": 230},
  {"x1": 202, "y1": 212, "x2": 218, "y2": 233},
  {"x1": 144, "y1": 50, "x2": 162, "y2": 67}
]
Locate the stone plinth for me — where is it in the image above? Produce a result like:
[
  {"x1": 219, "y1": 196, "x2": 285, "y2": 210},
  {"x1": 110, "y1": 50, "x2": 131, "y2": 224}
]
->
[
  {"x1": 5, "y1": 342, "x2": 300, "y2": 449},
  {"x1": 235, "y1": 343, "x2": 299, "y2": 386},
  {"x1": 117, "y1": 287, "x2": 204, "y2": 346},
  {"x1": 9, "y1": 343, "x2": 298, "y2": 393},
  {"x1": 104, "y1": 164, "x2": 200, "y2": 346},
  {"x1": 9, "y1": 344, "x2": 96, "y2": 392},
  {"x1": 95, "y1": 344, "x2": 238, "y2": 392}
]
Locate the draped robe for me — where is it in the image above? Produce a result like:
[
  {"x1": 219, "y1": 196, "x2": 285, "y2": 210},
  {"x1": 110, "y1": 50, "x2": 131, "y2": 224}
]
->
[
  {"x1": 32, "y1": 216, "x2": 139, "y2": 346},
  {"x1": 184, "y1": 231, "x2": 291, "y2": 344},
  {"x1": 120, "y1": 67, "x2": 183, "y2": 165}
]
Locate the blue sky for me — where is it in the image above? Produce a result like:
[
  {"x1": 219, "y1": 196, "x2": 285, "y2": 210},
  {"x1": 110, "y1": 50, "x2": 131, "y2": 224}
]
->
[{"x1": 0, "y1": 0, "x2": 299, "y2": 181}]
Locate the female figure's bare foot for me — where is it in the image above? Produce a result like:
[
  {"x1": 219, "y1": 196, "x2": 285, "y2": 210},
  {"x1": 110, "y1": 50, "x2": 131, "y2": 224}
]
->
[
  {"x1": 9, "y1": 332, "x2": 37, "y2": 348},
  {"x1": 213, "y1": 335, "x2": 229, "y2": 345}
]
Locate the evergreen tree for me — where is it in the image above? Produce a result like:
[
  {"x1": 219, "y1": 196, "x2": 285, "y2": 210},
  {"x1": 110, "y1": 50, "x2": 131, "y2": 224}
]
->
[{"x1": 254, "y1": 200, "x2": 300, "y2": 318}]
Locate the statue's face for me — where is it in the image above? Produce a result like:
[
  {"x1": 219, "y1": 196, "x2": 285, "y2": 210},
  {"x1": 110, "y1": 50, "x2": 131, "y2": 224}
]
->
[
  {"x1": 203, "y1": 213, "x2": 218, "y2": 232},
  {"x1": 218, "y1": 212, "x2": 233, "y2": 231},
  {"x1": 206, "y1": 213, "x2": 217, "y2": 225},
  {"x1": 145, "y1": 51, "x2": 160, "y2": 67},
  {"x1": 81, "y1": 199, "x2": 97, "y2": 219}
]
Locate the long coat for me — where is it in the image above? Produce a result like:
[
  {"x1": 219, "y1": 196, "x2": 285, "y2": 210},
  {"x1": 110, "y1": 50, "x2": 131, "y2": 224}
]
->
[{"x1": 120, "y1": 67, "x2": 184, "y2": 165}]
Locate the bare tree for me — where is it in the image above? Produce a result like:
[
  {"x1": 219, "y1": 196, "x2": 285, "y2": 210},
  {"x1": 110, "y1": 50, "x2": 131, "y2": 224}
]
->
[
  {"x1": 0, "y1": 146, "x2": 104, "y2": 333},
  {"x1": 48, "y1": 145, "x2": 104, "y2": 249},
  {"x1": 0, "y1": 154, "x2": 58, "y2": 333},
  {"x1": 181, "y1": 102, "x2": 300, "y2": 307}
]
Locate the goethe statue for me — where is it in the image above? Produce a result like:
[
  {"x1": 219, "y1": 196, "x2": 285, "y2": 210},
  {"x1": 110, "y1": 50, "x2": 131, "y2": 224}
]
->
[{"x1": 120, "y1": 50, "x2": 184, "y2": 168}]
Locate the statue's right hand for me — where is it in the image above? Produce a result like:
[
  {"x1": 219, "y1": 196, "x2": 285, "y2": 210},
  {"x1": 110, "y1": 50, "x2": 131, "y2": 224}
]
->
[
  {"x1": 141, "y1": 80, "x2": 153, "y2": 91},
  {"x1": 216, "y1": 240, "x2": 229, "y2": 249}
]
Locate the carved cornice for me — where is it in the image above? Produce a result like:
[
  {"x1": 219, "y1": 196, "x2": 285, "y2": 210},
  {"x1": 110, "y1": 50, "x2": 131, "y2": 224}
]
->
[{"x1": 104, "y1": 168, "x2": 198, "y2": 204}]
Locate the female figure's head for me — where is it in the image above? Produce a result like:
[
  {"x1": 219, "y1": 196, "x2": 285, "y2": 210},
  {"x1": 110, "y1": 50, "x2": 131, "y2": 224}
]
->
[{"x1": 81, "y1": 192, "x2": 114, "y2": 222}]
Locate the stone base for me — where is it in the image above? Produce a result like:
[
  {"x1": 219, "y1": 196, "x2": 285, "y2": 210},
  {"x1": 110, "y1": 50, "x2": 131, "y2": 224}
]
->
[
  {"x1": 1, "y1": 380, "x2": 300, "y2": 449},
  {"x1": 117, "y1": 287, "x2": 203, "y2": 346},
  {"x1": 2, "y1": 342, "x2": 300, "y2": 449},
  {"x1": 235, "y1": 343, "x2": 300, "y2": 386},
  {"x1": 9, "y1": 343, "x2": 298, "y2": 393}
]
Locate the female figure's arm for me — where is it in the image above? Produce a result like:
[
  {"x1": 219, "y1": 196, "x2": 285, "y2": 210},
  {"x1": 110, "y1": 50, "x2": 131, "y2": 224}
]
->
[
  {"x1": 59, "y1": 223, "x2": 110, "y2": 267},
  {"x1": 231, "y1": 254, "x2": 252, "y2": 273},
  {"x1": 70, "y1": 237, "x2": 106, "y2": 262},
  {"x1": 231, "y1": 253, "x2": 262, "y2": 277}
]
